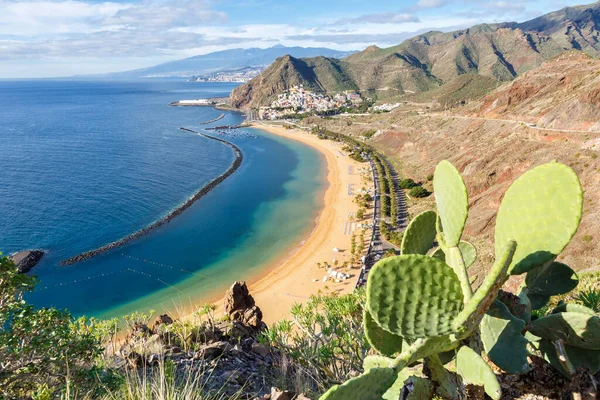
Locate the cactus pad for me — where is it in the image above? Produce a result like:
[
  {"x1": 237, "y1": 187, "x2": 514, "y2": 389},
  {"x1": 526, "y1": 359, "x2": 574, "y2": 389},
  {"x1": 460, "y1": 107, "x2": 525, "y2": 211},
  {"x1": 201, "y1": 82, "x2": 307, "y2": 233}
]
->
[
  {"x1": 364, "y1": 309, "x2": 404, "y2": 357},
  {"x1": 363, "y1": 358, "x2": 426, "y2": 400},
  {"x1": 539, "y1": 339, "x2": 600, "y2": 377},
  {"x1": 404, "y1": 376, "x2": 433, "y2": 399},
  {"x1": 430, "y1": 241, "x2": 477, "y2": 268},
  {"x1": 481, "y1": 300, "x2": 531, "y2": 374},
  {"x1": 433, "y1": 161, "x2": 468, "y2": 247},
  {"x1": 367, "y1": 255, "x2": 463, "y2": 339},
  {"x1": 319, "y1": 367, "x2": 397, "y2": 400},
  {"x1": 456, "y1": 346, "x2": 502, "y2": 400},
  {"x1": 453, "y1": 240, "x2": 516, "y2": 334},
  {"x1": 458, "y1": 241, "x2": 477, "y2": 269},
  {"x1": 530, "y1": 312, "x2": 600, "y2": 350},
  {"x1": 552, "y1": 303, "x2": 597, "y2": 316},
  {"x1": 495, "y1": 162, "x2": 583, "y2": 275},
  {"x1": 526, "y1": 262, "x2": 578, "y2": 297},
  {"x1": 528, "y1": 293, "x2": 551, "y2": 310},
  {"x1": 401, "y1": 210, "x2": 437, "y2": 255}
]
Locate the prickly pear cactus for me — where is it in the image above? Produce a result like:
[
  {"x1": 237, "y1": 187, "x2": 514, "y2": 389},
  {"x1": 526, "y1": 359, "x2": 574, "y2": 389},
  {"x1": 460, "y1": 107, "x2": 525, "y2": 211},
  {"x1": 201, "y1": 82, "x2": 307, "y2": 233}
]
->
[
  {"x1": 363, "y1": 356, "x2": 425, "y2": 400},
  {"x1": 319, "y1": 367, "x2": 397, "y2": 400},
  {"x1": 401, "y1": 210, "x2": 437, "y2": 255},
  {"x1": 458, "y1": 241, "x2": 477, "y2": 269},
  {"x1": 538, "y1": 339, "x2": 600, "y2": 378},
  {"x1": 481, "y1": 300, "x2": 531, "y2": 374},
  {"x1": 433, "y1": 161, "x2": 468, "y2": 247},
  {"x1": 494, "y1": 162, "x2": 583, "y2": 275},
  {"x1": 364, "y1": 309, "x2": 404, "y2": 357},
  {"x1": 526, "y1": 262, "x2": 578, "y2": 299},
  {"x1": 367, "y1": 255, "x2": 463, "y2": 339},
  {"x1": 456, "y1": 346, "x2": 502, "y2": 400},
  {"x1": 453, "y1": 240, "x2": 516, "y2": 335},
  {"x1": 552, "y1": 303, "x2": 597, "y2": 316},
  {"x1": 430, "y1": 241, "x2": 477, "y2": 268},
  {"x1": 529, "y1": 312, "x2": 600, "y2": 350}
]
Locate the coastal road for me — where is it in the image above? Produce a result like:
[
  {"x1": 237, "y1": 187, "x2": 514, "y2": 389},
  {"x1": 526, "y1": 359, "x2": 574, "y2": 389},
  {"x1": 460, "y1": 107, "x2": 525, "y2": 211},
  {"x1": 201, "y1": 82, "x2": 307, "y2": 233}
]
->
[{"x1": 356, "y1": 154, "x2": 404, "y2": 288}]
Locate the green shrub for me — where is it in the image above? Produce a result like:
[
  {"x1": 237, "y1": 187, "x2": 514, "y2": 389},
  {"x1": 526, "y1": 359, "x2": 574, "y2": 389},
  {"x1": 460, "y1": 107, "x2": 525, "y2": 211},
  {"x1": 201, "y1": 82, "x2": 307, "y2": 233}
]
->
[
  {"x1": 408, "y1": 186, "x2": 430, "y2": 198},
  {"x1": 582, "y1": 234, "x2": 593, "y2": 242},
  {"x1": 399, "y1": 178, "x2": 417, "y2": 189},
  {"x1": 356, "y1": 208, "x2": 365, "y2": 220},
  {"x1": 575, "y1": 289, "x2": 600, "y2": 312},
  {"x1": 0, "y1": 256, "x2": 117, "y2": 398},
  {"x1": 362, "y1": 129, "x2": 377, "y2": 139},
  {"x1": 426, "y1": 174, "x2": 434, "y2": 181},
  {"x1": 261, "y1": 290, "x2": 368, "y2": 393}
]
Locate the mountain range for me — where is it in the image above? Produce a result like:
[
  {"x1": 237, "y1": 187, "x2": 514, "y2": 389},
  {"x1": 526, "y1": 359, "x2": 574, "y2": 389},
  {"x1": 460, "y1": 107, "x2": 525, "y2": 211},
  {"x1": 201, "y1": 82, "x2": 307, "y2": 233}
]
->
[
  {"x1": 230, "y1": 1, "x2": 600, "y2": 109},
  {"x1": 105, "y1": 45, "x2": 355, "y2": 78}
]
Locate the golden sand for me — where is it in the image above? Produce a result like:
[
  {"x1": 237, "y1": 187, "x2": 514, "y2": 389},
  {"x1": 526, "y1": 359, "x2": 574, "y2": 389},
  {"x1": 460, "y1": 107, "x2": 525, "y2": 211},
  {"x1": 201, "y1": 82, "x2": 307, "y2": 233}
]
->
[{"x1": 242, "y1": 123, "x2": 373, "y2": 324}]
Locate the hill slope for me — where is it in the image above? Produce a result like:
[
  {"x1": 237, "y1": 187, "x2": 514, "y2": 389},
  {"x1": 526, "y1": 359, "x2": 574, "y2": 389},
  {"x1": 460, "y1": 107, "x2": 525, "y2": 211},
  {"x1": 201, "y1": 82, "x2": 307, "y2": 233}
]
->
[
  {"x1": 291, "y1": 54, "x2": 600, "y2": 275},
  {"x1": 231, "y1": 1, "x2": 600, "y2": 108},
  {"x1": 106, "y1": 45, "x2": 356, "y2": 78},
  {"x1": 465, "y1": 51, "x2": 600, "y2": 131}
]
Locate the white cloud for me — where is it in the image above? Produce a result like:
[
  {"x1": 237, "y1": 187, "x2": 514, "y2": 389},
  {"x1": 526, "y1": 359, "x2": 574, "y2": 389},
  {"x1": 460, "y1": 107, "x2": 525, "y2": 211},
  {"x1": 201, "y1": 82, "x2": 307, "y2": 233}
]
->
[
  {"x1": 0, "y1": 0, "x2": 129, "y2": 36},
  {"x1": 414, "y1": 0, "x2": 448, "y2": 9},
  {"x1": 335, "y1": 12, "x2": 420, "y2": 24}
]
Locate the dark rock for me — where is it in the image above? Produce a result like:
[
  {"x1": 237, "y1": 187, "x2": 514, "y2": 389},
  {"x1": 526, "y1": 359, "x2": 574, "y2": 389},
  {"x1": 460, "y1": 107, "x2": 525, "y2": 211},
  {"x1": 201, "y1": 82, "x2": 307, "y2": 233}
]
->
[
  {"x1": 10, "y1": 250, "x2": 45, "y2": 274},
  {"x1": 196, "y1": 341, "x2": 232, "y2": 360},
  {"x1": 251, "y1": 342, "x2": 270, "y2": 358},
  {"x1": 132, "y1": 323, "x2": 151, "y2": 337},
  {"x1": 152, "y1": 314, "x2": 174, "y2": 332},
  {"x1": 224, "y1": 281, "x2": 264, "y2": 329}
]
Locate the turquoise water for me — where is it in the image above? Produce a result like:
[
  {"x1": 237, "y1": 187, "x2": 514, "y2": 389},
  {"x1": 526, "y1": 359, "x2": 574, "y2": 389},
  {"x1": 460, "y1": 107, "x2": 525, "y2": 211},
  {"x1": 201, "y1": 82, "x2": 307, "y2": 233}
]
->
[{"x1": 0, "y1": 80, "x2": 325, "y2": 318}]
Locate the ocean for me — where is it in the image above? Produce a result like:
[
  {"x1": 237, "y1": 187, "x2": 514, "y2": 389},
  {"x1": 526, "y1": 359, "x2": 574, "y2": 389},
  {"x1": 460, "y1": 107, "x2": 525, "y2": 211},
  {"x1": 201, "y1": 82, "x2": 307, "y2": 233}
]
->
[{"x1": 0, "y1": 79, "x2": 326, "y2": 319}]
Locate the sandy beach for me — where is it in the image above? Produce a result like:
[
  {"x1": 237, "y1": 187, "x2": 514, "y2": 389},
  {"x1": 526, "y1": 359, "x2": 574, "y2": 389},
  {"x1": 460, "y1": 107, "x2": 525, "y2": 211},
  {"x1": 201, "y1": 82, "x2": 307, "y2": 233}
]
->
[{"x1": 243, "y1": 122, "x2": 374, "y2": 324}]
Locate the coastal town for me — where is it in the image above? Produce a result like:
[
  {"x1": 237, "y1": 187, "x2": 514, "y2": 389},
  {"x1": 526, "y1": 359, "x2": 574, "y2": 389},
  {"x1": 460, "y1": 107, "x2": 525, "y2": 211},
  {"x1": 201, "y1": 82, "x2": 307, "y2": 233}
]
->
[
  {"x1": 258, "y1": 85, "x2": 364, "y2": 120},
  {"x1": 190, "y1": 66, "x2": 265, "y2": 83}
]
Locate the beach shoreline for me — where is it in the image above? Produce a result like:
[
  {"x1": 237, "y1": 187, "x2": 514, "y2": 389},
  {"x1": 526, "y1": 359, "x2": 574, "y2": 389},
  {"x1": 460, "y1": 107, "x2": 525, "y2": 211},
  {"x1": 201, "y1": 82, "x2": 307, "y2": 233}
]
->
[
  {"x1": 236, "y1": 122, "x2": 373, "y2": 324},
  {"x1": 107, "y1": 121, "x2": 373, "y2": 336}
]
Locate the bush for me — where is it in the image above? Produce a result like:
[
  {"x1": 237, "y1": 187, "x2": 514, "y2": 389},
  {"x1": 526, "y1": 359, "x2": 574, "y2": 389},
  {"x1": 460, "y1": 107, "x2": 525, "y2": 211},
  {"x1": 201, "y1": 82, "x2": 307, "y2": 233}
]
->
[
  {"x1": 0, "y1": 256, "x2": 116, "y2": 398},
  {"x1": 356, "y1": 208, "x2": 365, "y2": 220},
  {"x1": 575, "y1": 289, "x2": 600, "y2": 312},
  {"x1": 399, "y1": 178, "x2": 417, "y2": 189},
  {"x1": 409, "y1": 186, "x2": 430, "y2": 198},
  {"x1": 426, "y1": 174, "x2": 434, "y2": 181},
  {"x1": 361, "y1": 129, "x2": 377, "y2": 139},
  {"x1": 260, "y1": 290, "x2": 368, "y2": 393}
]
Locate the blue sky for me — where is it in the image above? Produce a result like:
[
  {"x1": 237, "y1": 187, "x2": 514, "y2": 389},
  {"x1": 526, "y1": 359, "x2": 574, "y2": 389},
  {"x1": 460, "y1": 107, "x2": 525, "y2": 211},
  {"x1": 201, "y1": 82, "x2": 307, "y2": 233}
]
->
[{"x1": 0, "y1": 0, "x2": 590, "y2": 78}]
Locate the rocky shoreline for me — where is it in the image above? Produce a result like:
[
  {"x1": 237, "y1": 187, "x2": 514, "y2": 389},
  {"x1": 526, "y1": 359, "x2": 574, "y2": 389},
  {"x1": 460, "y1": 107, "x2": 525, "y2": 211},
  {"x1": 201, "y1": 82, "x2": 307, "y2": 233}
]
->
[
  {"x1": 10, "y1": 249, "x2": 45, "y2": 273},
  {"x1": 61, "y1": 131, "x2": 243, "y2": 266}
]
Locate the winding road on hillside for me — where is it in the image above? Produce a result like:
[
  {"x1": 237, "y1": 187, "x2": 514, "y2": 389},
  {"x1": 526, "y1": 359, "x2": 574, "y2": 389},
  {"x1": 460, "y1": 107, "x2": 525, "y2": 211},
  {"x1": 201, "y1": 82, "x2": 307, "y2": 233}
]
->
[{"x1": 418, "y1": 113, "x2": 600, "y2": 134}]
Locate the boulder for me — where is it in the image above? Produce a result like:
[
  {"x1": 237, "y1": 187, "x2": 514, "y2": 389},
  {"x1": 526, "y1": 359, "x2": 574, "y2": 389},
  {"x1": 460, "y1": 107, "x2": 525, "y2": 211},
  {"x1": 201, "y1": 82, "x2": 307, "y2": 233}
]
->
[
  {"x1": 10, "y1": 250, "x2": 45, "y2": 274},
  {"x1": 224, "y1": 281, "x2": 264, "y2": 329},
  {"x1": 196, "y1": 341, "x2": 232, "y2": 360}
]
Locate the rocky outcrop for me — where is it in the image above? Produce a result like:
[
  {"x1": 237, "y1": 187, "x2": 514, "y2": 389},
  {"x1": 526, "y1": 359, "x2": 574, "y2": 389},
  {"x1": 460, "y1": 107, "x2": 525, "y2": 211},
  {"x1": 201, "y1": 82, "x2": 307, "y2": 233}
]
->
[
  {"x1": 10, "y1": 250, "x2": 45, "y2": 273},
  {"x1": 224, "y1": 281, "x2": 264, "y2": 329},
  {"x1": 112, "y1": 283, "x2": 311, "y2": 399}
]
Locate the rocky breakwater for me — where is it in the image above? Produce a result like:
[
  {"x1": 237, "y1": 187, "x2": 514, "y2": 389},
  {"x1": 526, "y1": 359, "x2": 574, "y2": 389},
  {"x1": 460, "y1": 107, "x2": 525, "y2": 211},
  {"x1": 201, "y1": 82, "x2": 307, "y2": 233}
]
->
[
  {"x1": 61, "y1": 131, "x2": 243, "y2": 266},
  {"x1": 116, "y1": 282, "x2": 311, "y2": 399},
  {"x1": 10, "y1": 250, "x2": 45, "y2": 273}
]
